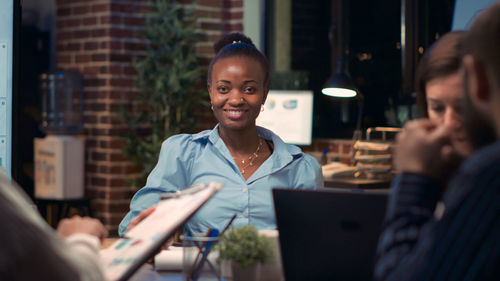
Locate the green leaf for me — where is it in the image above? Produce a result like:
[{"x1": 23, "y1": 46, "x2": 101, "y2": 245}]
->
[{"x1": 119, "y1": 0, "x2": 207, "y2": 188}]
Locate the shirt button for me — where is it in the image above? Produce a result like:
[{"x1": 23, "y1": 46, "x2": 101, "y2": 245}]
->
[
  {"x1": 242, "y1": 187, "x2": 248, "y2": 193},
  {"x1": 243, "y1": 212, "x2": 247, "y2": 217}
]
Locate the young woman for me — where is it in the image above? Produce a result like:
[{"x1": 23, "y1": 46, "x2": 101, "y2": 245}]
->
[
  {"x1": 415, "y1": 31, "x2": 473, "y2": 157},
  {"x1": 119, "y1": 33, "x2": 323, "y2": 235}
]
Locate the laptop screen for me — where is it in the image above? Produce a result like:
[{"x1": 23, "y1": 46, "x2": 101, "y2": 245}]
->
[{"x1": 273, "y1": 188, "x2": 388, "y2": 281}]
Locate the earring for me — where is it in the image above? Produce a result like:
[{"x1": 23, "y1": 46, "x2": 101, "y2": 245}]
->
[
  {"x1": 241, "y1": 98, "x2": 244, "y2": 102},
  {"x1": 261, "y1": 104, "x2": 265, "y2": 112},
  {"x1": 211, "y1": 104, "x2": 214, "y2": 110}
]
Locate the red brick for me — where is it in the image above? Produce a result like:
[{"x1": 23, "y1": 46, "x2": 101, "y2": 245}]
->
[
  {"x1": 222, "y1": 11, "x2": 243, "y2": 20},
  {"x1": 66, "y1": 42, "x2": 81, "y2": 51},
  {"x1": 100, "y1": 15, "x2": 122, "y2": 25},
  {"x1": 110, "y1": 78, "x2": 133, "y2": 87},
  {"x1": 85, "y1": 102, "x2": 107, "y2": 111},
  {"x1": 123, "y1": 165, "x2": 141, "y2": 175},
  {"x1": 117, "y1": 3, "x2": 135, "y2": 13},
  {"x1": 90, "y1": 28, "x2": 106, "y2": 37},
  {"x1": 197, "y1": 0, "x2": 224, "y2": 7},
  {"x1": 82, "y1": 16, "x2": 98, "y2": 26},
  {"x1": 83, "y1": 113, "x2": 98, "y2": 123},
  {"x1": 86, "y1": 163, "x2": 98, "y2": 173},
  {"x1": 110, "y1": 28, "x2": 133, "y2": 38},
  {"x1": 225, "y1": 0, "x2": 243, "y2": 8},
  {"x1": 109, "y1": 128, "x2": 128, "y2": 136},
  {"x1": 84, "y1": 41, "x2": 99, "y2": 50},
  {"x1": 91, "y1": 177, "x2": 107, "y2": 186},
  {"x1": 101, "y1": 41, "x2": 122, "y2": 50},
  {"x1": 110, "y1": 53, "x2": 131, "y2": 62},
  {"x1": 92, "y1": 3, "x2": 111, "y2": 13},
  {"x1": 73, "y1": 29, "x2": 90, "y2": 39},
  {"x1": 124, "y1": 16, "x2": 145, "y2": 26},
  {"x1": 100, "y1": 116, "x2": 125, "y2": 126},
  {"x1": 67, "y1": 18, "x2": 82, "y2": 27},
  {"x1": 73, "y1": 5, "x2": 90, "y2": 15},
  {"x1": 83, "y1": 90, "x2": 100, "y2": 99},
  {"x1": 223, "y1": 23, "x2": 243, "y2": 32},
  {"x1": 82, "y1": 66, "x2": 100, "y2": 75},
  {"x1": 85, "y1": 138, "x2": 98, "y2": 149},
  {"x1": 109, "y1": 65, "x2": 123, "y2": 74},
  {"x1": 91, "y1": 151, "x2": 107, "y2": 161},
  {"x1": 110, "y1": 152, "x2": 127, "y2": 162},
  {"x1": 201, "y1": 22, "x2": 222, "y2": 30},
  {"x1": 91, "y1": 53, "x2": 108, "y2": 62},
  {"x1": 109, "y1": 178, "x2": 127, "y2": 187},
  {"x1": 75, "y1": 54, "x2": 91, "y2": 63},
  {"x1": 107, "y1": 188, "x2": 136, "y2": 200}
]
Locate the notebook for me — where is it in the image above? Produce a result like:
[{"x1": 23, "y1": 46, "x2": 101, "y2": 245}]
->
[
  {"x1": 273, "y1": 187, "x2": 389, "y2": 281},
  {"x1": 100, "y1": 182, "x2": 223, "y2": 281}
]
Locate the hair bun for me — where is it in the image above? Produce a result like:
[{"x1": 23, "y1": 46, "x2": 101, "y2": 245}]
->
[{"x1": 213, "y1": 32, "x2": 255, "y2": 53}]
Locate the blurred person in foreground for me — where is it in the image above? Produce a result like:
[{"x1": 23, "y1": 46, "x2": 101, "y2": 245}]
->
[
  {"x1": 374, "y1": 3, "x2": 500, "y2": 281},
  {"x1": 0, "y1": 170, "x2": 107, "y2": 281}
]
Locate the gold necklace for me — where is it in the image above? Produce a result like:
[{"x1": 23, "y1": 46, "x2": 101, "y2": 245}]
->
[{"x1": 239, "y1": 138, "x2": 263, "y2": 174}]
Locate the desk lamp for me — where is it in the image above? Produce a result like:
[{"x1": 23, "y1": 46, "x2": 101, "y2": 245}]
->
[{"x1": 322, "y1": 57, "x2": 364, "y2": 141}]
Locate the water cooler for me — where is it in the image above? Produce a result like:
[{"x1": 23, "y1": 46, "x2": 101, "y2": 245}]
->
[{"x1": 34, "y1": 71, "x2": 85, "y2": 199}]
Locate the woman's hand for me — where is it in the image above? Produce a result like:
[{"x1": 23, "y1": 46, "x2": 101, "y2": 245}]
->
[
  {"x1": 126, "y1": 205, "x2": 157, "y2": 233},
  {"x1": 57, "y1": 216, "x2": 108, "y2": 242},
  {"x1": 393, "y1": 119, "x2": 462, "y2": 179}
]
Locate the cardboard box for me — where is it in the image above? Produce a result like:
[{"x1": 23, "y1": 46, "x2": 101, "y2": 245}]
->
[{"x1": 34, "y1": 136, "x2": 85, "y2": 199}]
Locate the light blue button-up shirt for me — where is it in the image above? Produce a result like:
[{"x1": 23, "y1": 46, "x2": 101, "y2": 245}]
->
[{"x1": 119, "y1": 125, "x2": 323, "y2": 236}]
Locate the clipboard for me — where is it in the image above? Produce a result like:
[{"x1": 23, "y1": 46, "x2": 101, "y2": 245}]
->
[{"x1": 100, "y1": 182, "x2": 223, "y2": 281}]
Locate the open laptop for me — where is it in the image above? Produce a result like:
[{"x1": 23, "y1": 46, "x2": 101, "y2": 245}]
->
[{"x1": 273, "y1": 188, "x2": 389, "y2": 281}]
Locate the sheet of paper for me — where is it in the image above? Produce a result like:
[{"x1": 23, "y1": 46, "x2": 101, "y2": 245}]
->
[{"x1": 100, "y1": 182, "x2": 222, "y2": 281}]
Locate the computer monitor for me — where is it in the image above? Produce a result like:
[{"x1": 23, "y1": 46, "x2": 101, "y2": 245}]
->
[
  {"x1": 0, "y1": 0, "x2": 20, "y2": 177},
  {"x1": 452, "y1": 0, "x2": 496, "y2": 30},
  {"x1": 256, "y1": 90, "x2": 313, "y2": 145}
]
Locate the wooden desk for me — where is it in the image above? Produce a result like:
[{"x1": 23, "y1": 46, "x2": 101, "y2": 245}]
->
[{"x1": 324, "y1": 177, "x2": 391, "y2": 189}]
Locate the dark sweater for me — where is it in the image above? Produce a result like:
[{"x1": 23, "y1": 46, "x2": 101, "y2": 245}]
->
[{"x1": 374, "y1": 141, "x2": 500, "y2": 281}]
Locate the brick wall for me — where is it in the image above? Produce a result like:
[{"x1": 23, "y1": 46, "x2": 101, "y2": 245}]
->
[{"x1": 56, "y1": 0, "x2": 243, "y2": 234}]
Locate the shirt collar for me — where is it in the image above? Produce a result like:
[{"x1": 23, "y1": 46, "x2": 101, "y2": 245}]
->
[{"x1": 199, "y1": 124, "x2": 302, "y2": 156}]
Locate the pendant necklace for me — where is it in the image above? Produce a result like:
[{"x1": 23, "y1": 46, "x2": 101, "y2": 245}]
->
[{"x1": 240, "y1": 138, "x2": 263, "y2": 174}]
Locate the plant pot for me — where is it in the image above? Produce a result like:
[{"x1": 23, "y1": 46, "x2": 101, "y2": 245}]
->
[{"x1": 224, "y1": 261, "x2": 261, "y2": 281}]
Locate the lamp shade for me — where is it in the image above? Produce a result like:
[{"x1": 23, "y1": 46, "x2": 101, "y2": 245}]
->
[{"x1": 321, "y1": 72, "x2": 357, "y2": 98}]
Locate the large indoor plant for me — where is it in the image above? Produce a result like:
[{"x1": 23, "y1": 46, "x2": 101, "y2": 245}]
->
[
  {"x1": 121, "y1": 0, "x2": 206, "y2": 186},
  {"x1": 217, "y1": 225, "x2": 274, "y2": 281}
]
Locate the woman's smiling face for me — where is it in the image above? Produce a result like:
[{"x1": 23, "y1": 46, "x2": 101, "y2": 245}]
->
[{"x1": 209, "y1": 56, "x2": 268, "y2": 132}]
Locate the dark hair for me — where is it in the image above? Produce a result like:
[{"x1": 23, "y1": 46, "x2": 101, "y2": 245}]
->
[
  {"x1": 462, "y1": 3, "x2": 500, "y2": 92},
  {"x1": 207, "y1": 32, "x2": 270, "y2": 88},
  {"x1": 415, "y1": 31, "x2": 465, "y2": 117}
]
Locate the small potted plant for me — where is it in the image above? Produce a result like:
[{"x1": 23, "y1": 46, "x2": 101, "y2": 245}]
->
[{"x1": 217, "y1": 225, "x2": 274, "y2": 281}]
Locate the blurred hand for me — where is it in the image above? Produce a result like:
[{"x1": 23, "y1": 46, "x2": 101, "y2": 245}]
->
[
  {"x1": 126, "y1": 205, "x2": 157, "y2": 233},
  {"x1": 393, "y1": 119, "x2": 462, "y2": 179},
  {"x1": 57, "y1": 216, "x2": 108, "y2": 242}
]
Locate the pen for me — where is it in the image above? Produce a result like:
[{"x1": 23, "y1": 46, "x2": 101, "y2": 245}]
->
[
  {"x1": 220, "y1": 213, "x2": 237, "y2": 236},
  {"x1": 187, "y1": 228, "x2": 215, "y2": 280},
  {"x1": 191, "y1": 228, "x2": 220, "y2": 281}
]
